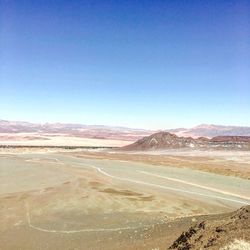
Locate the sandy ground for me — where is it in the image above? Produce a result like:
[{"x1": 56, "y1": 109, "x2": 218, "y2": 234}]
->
[
  {"x1": 0, "y1": 149, "x2": 250, "y2": 249},
  {"x1": 70, "y1": 149, "x2": 250, "y2": 179},
  {"x1": 0, "y1": 133, "x2": 131, "y2": 147}
]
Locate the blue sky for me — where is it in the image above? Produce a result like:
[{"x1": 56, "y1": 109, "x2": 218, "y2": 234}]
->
[{"x1": 0, "y1": 0, "x2": 250, "y2": 129}]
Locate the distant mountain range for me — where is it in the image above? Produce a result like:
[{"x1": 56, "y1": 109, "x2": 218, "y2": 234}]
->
[
  {"x1": 166, "y1": 124, "x2": 250, "y2": 138},
  {"x1": 1, "y1": 119, "x2": 250, "y2": 145},
  {"x1": 0, "y1": 119, "x2": 153, "y2": 141}
]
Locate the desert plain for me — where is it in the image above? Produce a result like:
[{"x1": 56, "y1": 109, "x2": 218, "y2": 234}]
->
[{"x1": 0, "y1": 147, "x2": 250, "y2": 249}]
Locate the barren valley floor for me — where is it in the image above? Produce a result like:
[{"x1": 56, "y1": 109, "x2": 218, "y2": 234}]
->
[{"x1": 0, "y1": 149, "x2": 250, "y2": 249}]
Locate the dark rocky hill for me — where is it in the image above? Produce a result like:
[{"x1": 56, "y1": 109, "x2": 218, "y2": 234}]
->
[{"x1": 122, "y1": 132, "x2": 250, "y2": 150}]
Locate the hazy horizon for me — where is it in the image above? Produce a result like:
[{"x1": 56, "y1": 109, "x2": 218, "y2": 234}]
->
[
  {"x1": 1, "y1": 1, "x2": 250, "y2": 129},
  {"x1": 1, "y1": 117, "x2": 250, "y2": 131}
]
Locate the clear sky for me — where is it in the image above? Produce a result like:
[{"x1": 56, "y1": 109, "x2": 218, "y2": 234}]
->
[{"x1": 0, "y1": 0, "x2": 250, "y2": 129}]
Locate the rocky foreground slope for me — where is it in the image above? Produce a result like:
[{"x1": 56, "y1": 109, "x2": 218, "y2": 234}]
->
[
  {"x1": 122, "y1": 132, "x2": 250, "y2": 151},
  {"x1": 168, "y1": 206, "x2": 250, "y2": 250}
]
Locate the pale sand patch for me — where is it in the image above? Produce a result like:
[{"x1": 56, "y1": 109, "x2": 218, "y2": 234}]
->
[
  {"x1": 0, "y1": 135, "x2": 131, "y2": 147},
  {"x1": 220, "y1": 239, "x2": 250, "y2": 250}
]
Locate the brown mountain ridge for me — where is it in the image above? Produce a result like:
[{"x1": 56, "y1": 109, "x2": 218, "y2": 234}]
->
[{"x1": 122, "y1": 132, "x2": 250, "y2": 151}]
